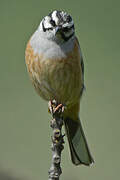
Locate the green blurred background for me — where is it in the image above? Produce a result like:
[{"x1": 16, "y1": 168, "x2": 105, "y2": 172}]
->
[{"x1": 0, "y1": 0, "x2": 120, "y2": 179}]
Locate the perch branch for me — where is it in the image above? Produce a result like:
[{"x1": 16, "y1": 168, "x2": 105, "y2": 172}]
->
[{"x1": 48, "y1": 100, "x2": 65, "y2": 180}]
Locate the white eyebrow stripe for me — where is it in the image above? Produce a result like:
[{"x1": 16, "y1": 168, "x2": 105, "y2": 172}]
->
[
  {"x1": 62, "y1": 21, "x2": 74, "y2": 28},
  {"x1": 39, "y1": 20, "x2": 43, "y2": 31},
  {"x1": 44, "y1": 16, "x2": 53, "y2": 29},
  {"x1": 44, "y1": 21, "x2": 53, "y2": 28}
]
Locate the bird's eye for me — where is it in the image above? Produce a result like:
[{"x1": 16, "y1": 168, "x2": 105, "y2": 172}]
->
[
  {"x1": 66, "y1": 15, "x2": 72, "y2": 22},
  {"x1": 62, "y1": 27, "x2": 69, "y2": 32},
  {"x1": 50, "y1": 19, "x2": 56, "y2": 27}
]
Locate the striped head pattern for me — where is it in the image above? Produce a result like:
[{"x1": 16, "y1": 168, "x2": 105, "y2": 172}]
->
[{"x1": 39, "y1": 10, "x2": 75, "y2": 42}]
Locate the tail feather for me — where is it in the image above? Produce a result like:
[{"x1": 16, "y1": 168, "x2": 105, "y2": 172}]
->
[{"x1": 64, "y1": 117, "x2": 94, "y2": 166}]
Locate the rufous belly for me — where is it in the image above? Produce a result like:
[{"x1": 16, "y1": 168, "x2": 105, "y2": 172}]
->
[{"x1": 25, "y1": 40, "x2": 82, "y2": 106}]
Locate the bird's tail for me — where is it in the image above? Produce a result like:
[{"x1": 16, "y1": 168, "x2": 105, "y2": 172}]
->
[{"x1": 64, "y1": 114, "x2": 94, "y2": 166}]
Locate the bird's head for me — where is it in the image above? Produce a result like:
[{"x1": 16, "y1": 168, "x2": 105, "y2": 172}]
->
[{"x1": 38, "y1": 10, "x2": 75, "y2": 42}]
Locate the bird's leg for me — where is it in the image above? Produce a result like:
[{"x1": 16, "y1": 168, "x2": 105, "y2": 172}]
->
[{"x1": 48, "y1": 100, "x2": 65, "y2": 180}]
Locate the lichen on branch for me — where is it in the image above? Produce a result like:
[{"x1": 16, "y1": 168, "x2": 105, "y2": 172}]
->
[{"x1": 48, "y1": 100, "x2": 65, "y2": 180}]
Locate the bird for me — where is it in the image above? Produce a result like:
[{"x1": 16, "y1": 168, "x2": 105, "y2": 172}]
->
[{"x1": 25, "y1": 10, "x2": 94, "y2": 166}]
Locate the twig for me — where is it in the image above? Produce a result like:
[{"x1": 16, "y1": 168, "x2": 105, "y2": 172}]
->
[{"x1": 48, "y1": 100, "x2": 65, "y2": 180}]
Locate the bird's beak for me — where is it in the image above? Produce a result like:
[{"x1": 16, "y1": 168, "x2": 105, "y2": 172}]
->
[{"x1": 54, "y1": 27, "x2": 61, "y2": 35}]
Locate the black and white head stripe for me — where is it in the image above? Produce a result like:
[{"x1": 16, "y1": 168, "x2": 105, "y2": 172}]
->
[{"x1": 39, "y1": 10, "x2": 75, "y2": 41}]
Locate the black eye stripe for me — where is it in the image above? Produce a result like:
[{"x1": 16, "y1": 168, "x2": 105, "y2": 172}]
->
[
  {"x1": 62, "y1": 24, "x2": 74, "y2": 32},
  {"x1": 61, "y1": 32, "x2": 74, "y2": 41},
  {"x1": 42, "y1": 21, "x2": 53, "y2": 31},
  {"x1": 62, "y1": 27, "x2": 69, "y2": 32},
  {"x1": 50, "y1": 19, "x2": 56, "y2": 27},
  {"x1": 66, "y1": 15, "x2": 72, "y2": 22},
  {"x1": 46, "y1": 27, "x2": 53, "y2": 30},
  {"x1": 42, "y1": 21, "x2": 46, "y2": 32},
  {"x1": 70, "y1": 24, "x2": 74, "y2": 29}
]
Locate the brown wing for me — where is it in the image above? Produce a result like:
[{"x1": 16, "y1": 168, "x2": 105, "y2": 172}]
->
[{"x1": 75, "y1": 37, "x2": 85, "y2": 97}]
